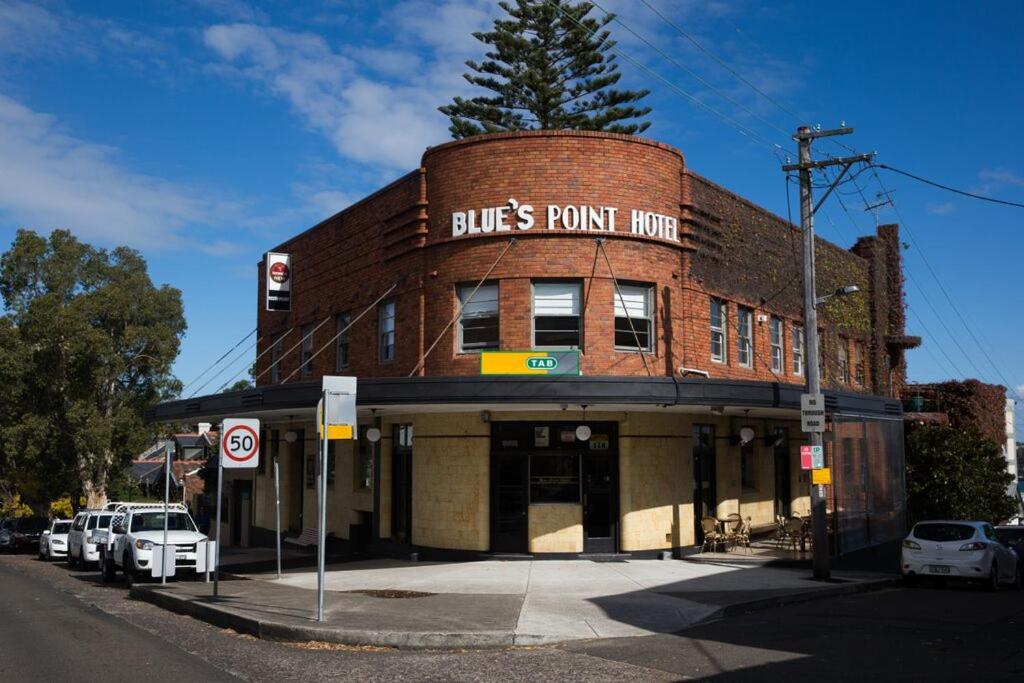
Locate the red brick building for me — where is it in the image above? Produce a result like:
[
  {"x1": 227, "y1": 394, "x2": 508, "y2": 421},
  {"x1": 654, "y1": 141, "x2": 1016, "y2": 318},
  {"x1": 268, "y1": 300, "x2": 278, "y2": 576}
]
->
[{"x1": 153, "y1": 131, "x2": 911, "y2": 558}]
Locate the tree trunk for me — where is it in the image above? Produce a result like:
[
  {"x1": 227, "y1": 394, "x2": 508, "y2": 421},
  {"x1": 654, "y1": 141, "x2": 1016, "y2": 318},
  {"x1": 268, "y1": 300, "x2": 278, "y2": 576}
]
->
[{"x1": 81, "y1": 477, "x2": 107, "y2": 509}]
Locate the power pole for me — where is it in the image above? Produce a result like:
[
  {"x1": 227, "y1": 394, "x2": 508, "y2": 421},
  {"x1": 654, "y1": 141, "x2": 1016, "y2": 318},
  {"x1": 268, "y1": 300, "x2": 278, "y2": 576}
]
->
[{"x1": 783, "y1": 126, "x2": 874, "y2": 580}]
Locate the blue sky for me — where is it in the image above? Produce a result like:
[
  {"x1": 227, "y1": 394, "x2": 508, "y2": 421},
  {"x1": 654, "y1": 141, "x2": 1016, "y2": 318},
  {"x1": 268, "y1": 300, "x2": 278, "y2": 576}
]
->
[{"x1": 0, "y1": 0, "x2": 1021, "y2": 426}]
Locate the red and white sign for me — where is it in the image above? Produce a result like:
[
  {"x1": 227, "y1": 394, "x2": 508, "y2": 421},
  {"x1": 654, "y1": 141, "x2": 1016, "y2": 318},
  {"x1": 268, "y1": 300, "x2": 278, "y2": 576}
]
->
[
  {"x1": 265, "y1": 252, "x2": 291, "y2": 312},
  {"x1": 220, "y1": 418, "x2": 260, "y2": 469},
  {"x1": 800, "y1": 445, "x2": 813, "y2": 470}
]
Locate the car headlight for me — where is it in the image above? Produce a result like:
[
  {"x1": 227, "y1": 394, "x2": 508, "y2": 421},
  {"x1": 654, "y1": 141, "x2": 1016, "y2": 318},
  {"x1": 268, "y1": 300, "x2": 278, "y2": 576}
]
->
[
  {"x1": 52, "y1": 539, "x2": 65, "y2": 546},
  {"x1": 902, "y1": 539, "x2": 921, "y2": 550},
  {"x1": 135, "y1": 539, "x2": 154, "y2": 551}
]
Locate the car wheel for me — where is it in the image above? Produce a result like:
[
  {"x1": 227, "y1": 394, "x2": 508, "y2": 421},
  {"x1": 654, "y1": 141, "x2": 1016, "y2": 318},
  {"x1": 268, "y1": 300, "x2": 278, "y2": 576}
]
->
[
  {"x1": 123, "y1": 552, "x2": 136, "y2": 586},
  {"x1": 101, "y1": 555, "x2": 117, "y2": 583},
  {"x1": 987, "y1": 563, "x2": 1000, "y2": 592},
  {"x1": 67, "y1": 549, "x2": 77, "y2": 568}
]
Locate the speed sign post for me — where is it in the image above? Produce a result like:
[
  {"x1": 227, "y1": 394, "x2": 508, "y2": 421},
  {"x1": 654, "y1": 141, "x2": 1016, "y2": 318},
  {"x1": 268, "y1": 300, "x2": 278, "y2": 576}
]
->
[{"x1": 215, "y1": 417, "x2": 260, "y2": 597}]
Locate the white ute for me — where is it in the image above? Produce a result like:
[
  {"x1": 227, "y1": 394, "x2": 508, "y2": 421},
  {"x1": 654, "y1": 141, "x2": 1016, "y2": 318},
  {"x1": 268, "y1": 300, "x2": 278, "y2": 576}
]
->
[{"x1": 92, "y1": 503, "x2": 213, "y2": 585}]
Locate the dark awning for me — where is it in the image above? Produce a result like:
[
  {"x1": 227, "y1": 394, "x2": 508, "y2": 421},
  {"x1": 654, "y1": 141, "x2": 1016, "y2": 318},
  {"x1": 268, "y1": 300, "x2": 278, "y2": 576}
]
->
[{"x1": 145, "y1": 376, "x2": 903, "y2": 424}]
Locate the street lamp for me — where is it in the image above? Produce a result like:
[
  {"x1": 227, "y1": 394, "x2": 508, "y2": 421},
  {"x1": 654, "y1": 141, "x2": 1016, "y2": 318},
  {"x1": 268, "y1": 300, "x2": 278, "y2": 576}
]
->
[
  {"x1": 181, "y1": 467, "x2": 202, "y2": 506},
  {"x1": 814, "y1": 285, "x2": 860, "y2": 307}
]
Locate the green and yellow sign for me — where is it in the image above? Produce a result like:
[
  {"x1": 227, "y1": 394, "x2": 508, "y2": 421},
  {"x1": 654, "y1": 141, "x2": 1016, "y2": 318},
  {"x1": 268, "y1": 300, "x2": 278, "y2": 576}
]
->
[{"x1": 480, "y1": 351, "x2": 581, "y2": 376}]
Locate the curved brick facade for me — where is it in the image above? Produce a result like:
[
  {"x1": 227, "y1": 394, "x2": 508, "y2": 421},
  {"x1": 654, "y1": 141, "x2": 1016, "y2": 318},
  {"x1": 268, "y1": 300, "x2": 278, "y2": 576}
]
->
[{"x1": 256, "y1": 130, "x2": 912, "y2": 398}]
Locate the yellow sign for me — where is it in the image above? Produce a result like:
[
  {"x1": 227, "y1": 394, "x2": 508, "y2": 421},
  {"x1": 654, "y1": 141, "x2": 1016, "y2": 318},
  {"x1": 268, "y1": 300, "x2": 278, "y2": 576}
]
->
[
  {"x1": 479, "y1": 351, "x2": 581, "y2": 376},
  {"x1": 316, "y1": 404, "x2": 355, "y2": 440},
  {"x1": 811, "y1": 468, "x2": 832, "y2": 485}
]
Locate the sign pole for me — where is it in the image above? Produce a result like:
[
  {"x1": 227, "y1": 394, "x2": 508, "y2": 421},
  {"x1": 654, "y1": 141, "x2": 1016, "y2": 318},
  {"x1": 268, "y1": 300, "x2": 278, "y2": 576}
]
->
[
  {"x1": 214, "y1": 441, "x2": 223, "y2": 597},
  {"x1": 274, "y1": 459, "x2": 282, "y2": 580},
  {"x1": 317, "y1": 393, "x2": 328, "y2": 622},
  {"x1": 162, "y1": 441, "x2": 171, "y2": 585}
]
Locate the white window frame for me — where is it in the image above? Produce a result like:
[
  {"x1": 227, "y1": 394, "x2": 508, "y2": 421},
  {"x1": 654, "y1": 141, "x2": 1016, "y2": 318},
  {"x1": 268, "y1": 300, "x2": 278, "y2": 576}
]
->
[
  {"x1": 838, "y1": 339, "x2": 849, "y2": 384},
  {"x1": 613, "y1": 283, "x2": 654, "y2": 352},
  {"x1": 532, "y1": 281, "x2": 582, "y2": 349},
  {"x1": 300, "y1": 324, "x2": 314, "y2": 377},
  {"x1": 854, "y1": 341, "x2": 866, "y2": 386},
  {"x1": 770, "y1": 317, "x2": 784, "y2": 373},
  {"x1": 335, "y1": 313, "x2": 351, "y2": 371},
  {"x1": 379, "y1": 300, "x2": 396, "y2": 363},
  {"x1": 710, "y1": 298, "x2": 727, "y2": 363},
  {"x1": 457, "y1": 283, "x2": 500, "y2": 353},
  {"x1": 737, "y1": 306, "x2": 754, "y2": 368},
  {"x1": 792, "y1": 325, "x2": 804, "y2": 376}
]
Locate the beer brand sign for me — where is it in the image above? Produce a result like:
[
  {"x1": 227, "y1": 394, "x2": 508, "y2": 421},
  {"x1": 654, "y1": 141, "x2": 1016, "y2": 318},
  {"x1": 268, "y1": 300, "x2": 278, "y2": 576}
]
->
[{"x1": 451, "y1": 198, "x2": 679, "y2": 243}]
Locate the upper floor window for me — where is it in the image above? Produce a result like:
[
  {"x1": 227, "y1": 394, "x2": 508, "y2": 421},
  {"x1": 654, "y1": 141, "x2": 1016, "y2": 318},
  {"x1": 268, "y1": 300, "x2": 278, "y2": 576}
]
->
[
  {"x1": 770, "y1": 317, "x2": 784, "y2": 373},
  {"x1": 379, "y1": 300, "x2": 396, "y2": 362},
  {"x1": 854, "y1": 340, "x2": 866, "y2": 386},
  {"x1": 710, "y1": 298, "x2": 727, "y2": 363},
  {"x1": 458, "y1": 283, "x2": 499, "y2": 352},
  {"x1": 837, "y1": 339, "x2": 849, "y2": 383},
  {"x1": 737, "y1": 306, "x2": 754, "y2": 368},
  {"x1": 792, "y1": 325, "x2": 805, "y2": 376},
  {"x1": 300, "y1": 324, "x2": 314, "y2": 377},
  {"x1": 335, "y1": 313, "x2": 351, "y2": 371},
  {"x1": 614, "y1": 283, "x2": 653, "y2": 351},
  {"x1": 270, "y1": 334, "x2": 282, "y2": 383},
  {"x1": 533, "y1": 281, "x2": 581, "y2": 348}
]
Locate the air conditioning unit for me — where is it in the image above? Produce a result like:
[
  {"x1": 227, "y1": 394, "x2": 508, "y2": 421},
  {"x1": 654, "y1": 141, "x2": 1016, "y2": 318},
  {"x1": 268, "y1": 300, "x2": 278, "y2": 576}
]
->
[{"x1": 756, "y1": 314, "x2": 769, "y2": 324}]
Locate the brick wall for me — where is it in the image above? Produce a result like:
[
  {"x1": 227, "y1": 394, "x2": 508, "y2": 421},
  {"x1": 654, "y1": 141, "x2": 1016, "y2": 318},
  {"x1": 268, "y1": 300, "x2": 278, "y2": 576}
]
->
[{"x1": 251, "y1": 130, "x2": 910, "y2": 398}]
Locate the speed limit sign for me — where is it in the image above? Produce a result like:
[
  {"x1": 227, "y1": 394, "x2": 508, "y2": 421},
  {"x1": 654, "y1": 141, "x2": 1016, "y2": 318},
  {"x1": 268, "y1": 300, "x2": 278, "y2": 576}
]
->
[{"x1": 220, "y1": 418, "x2": 260, "y2": 469}]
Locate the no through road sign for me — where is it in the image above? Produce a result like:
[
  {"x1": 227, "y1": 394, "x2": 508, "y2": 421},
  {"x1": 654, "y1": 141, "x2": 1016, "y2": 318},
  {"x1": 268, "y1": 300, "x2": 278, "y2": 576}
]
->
[{"x1": 220, "y1": 418, "x2": 260, "y2": 469}]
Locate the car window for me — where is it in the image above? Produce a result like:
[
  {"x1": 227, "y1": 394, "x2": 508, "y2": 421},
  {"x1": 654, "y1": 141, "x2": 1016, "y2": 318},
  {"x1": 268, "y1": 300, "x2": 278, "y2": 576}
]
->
[
  {"x1": 983, "y1": 525, "x2": 997, "y2": 541},
  {"x1": 129, "y1": 512, "x2": 197, "y2": 533},
  {"x1": 996, "y1": 528, "x2": 1024, "y2": 545},
  {"x1": 73, "y1": 515, "x2": 85, "y2": 531},
  {"x1": 97, "y1": 515, "x2": 112, "y2": 529},
  {"x1": 53, "y1": 522, "x2": 72, "y2": 534},
  {"x1": 87, "y1": 515, "x2": 98, "y2": 530},
  {"x1": 913, "y1": 523, "x2": 976, "y2": 542}
]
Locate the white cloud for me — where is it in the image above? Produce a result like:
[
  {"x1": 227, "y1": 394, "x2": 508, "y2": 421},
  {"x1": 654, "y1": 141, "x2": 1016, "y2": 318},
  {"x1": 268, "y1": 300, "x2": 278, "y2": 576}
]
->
[
  {"x1": 975, "y1": 167, "x2": 1024, "y2": 196},
  {"x1": 925, "y1": 201, "x2": 955, "y2": 215},
  {"x1": 0, "y1": 93, "x2": 242, "y2": 252},
  {"x1": 202, "y1": 19, "x2": 477, "y2": 171}
]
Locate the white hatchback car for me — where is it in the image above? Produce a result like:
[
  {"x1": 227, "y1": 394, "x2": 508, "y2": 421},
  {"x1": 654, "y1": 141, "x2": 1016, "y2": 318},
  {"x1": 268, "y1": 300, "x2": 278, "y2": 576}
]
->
[
  {"x1": 902, "y1": 520, "x2": 1020, "y2": 589},
  {"x1": 39, "y1": 519, "x2": 73, "y2": 560}
]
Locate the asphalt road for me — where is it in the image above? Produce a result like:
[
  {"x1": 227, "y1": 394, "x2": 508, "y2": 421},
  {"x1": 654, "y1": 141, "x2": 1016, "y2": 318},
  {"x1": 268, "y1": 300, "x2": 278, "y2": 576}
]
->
[{"x1": 2, "y1": 553, "x2": 1023, "y2": 681}]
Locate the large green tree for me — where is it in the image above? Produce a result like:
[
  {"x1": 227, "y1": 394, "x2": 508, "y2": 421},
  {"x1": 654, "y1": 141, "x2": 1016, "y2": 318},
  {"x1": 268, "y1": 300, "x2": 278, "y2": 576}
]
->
[
  {"x1": 439, "y1": 0, "x2": 651, "y2": 138},
  {"x1": 0, "y1": 229, "x2": 185, "y2": 508},
  {"x1": 905, "y1": 424, "x2": 1017, "y2": 525}
]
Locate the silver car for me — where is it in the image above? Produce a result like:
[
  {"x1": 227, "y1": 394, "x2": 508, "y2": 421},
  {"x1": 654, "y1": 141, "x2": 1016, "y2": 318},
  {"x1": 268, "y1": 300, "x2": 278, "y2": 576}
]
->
[{"x1": 902, "y1": 520, "x2": 1020, "y2": 589}]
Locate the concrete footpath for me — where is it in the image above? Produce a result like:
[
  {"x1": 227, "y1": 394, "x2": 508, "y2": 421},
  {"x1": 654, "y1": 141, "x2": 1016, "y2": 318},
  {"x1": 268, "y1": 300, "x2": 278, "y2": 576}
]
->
[{"x1": 131, "y1": 558, "x2": 897, "y2": 648}]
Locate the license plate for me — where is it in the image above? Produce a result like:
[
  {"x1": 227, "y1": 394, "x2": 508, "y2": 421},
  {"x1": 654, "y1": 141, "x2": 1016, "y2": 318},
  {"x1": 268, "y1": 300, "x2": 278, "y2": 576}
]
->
[{"x1": 930, "y1": 565, "x2": 950, "y2": 574}]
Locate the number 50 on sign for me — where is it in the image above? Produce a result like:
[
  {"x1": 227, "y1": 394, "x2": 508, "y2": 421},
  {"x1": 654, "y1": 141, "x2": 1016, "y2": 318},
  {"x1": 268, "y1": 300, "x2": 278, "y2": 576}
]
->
[{"x1": 220, "y1": 418, "x2": 260, "y2": 469}]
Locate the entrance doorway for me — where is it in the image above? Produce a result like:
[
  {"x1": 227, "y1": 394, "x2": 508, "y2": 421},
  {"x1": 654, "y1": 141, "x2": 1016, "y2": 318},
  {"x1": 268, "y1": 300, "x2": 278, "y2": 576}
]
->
[
  {"x1": 772, "y1": 427, "x2": 791, "y2": 518},
  {"x1": 391, "y1": 424, "x2": 413, "y2": 544},
  {"x1": 288, "y1": 430, "x2": 304, "y2": 532},
  {"x1": 231, "y1": 480, "x2": 252, "y2": 547},
  {"x1": 583, "y1": 453, "x2": 615, "y2": 553},
  {"x1": 491, "y1": 453, "x2": 528, "y2": 553},
  {"x1": 490, "y1": 422, "x2": 618, "y2": 555},
  {"x1": 692, "y1": 424, "x2": 717, "y2": 544}
]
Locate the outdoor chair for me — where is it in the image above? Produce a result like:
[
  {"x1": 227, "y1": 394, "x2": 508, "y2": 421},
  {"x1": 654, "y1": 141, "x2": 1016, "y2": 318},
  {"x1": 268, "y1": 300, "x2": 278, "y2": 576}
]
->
[
  {"x1": 728, "y1": 515, "x2": 752, "y2": 553},
  {"x1": 782, "y1": 516, "x2": 805, "y2": 551},
  {"x1": 700, "y1": 517, "x2": 726, "y2": 553},
  {"x1": 283, "y1": 527, "x2": 319, "y2": 550}
]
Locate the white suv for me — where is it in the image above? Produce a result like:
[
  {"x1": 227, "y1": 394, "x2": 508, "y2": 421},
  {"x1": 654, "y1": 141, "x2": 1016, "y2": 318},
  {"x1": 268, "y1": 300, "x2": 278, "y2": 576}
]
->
[
  {"x1": 67, "y1": 510, "x2": 113, "y2": 568},
  {"x1": 97, "y1": 504, "x2": 209, "y2": 584}
]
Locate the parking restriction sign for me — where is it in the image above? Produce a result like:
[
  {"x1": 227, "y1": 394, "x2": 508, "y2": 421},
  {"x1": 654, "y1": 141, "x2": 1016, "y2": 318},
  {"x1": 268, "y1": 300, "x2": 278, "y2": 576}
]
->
[{"x1": 220, "y1": 418, "x2": 260, "y2": 469}]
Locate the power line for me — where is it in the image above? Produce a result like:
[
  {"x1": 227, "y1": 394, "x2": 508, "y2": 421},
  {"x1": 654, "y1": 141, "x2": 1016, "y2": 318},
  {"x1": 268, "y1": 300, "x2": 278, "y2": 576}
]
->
[
  {"x1": 868, "y1": 167, "x2": 1022, "y2": 401},
  {"x1": 544, "y1": 0, "x2": 788, "y2": 155},
  {"x1": 636, "y1": 0, "x2": 806, "y2": 123},
  {"x1": 180, "y1": 328, "x2": 256, "y2": 392},
  {"x1": 873, "y1": 164, "x2": 1024, "y2": 209},
  {"x1": 589, "y1": 0, "x2": 795, "y2": 143}
]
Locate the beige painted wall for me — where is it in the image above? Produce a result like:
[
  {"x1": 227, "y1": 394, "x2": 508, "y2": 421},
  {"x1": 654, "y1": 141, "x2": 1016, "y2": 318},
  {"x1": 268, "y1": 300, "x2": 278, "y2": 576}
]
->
[
  {"x1": 383, "y1": 413, "x2": 491, "y2": 551},
  {"x1": 529, "y1": 504, "x2": 583, "y2": 553},
  {"x1": 619, "y1": 413, "x2": 692, "y2": 550}
]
